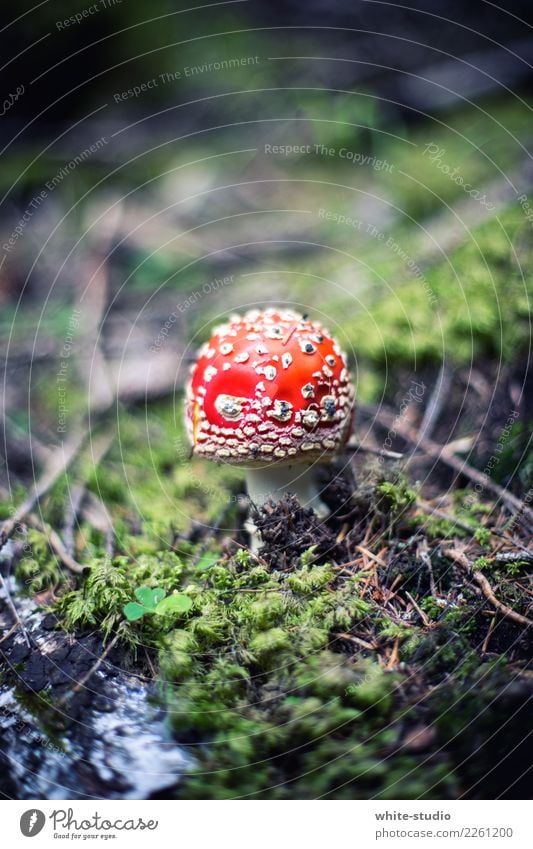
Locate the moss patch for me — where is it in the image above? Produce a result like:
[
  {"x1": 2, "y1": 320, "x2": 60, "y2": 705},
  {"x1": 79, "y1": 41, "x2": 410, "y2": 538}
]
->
[{"x1": 49, "y1": 478, "x2": 532, "y2": 799}]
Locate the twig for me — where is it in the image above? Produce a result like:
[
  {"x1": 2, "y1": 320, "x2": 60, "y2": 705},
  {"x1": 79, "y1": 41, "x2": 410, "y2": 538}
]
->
[
  {"x1": 417, "y1": 538, "x2": 437, "y2": 597},
  {"x1": 0, "y1": 620, "x2": 21, "y2": 645},
  {"x1": 62, "y1": 431, "x2": 115, "y2": 558},
  {"x1": 472, "y1": 571, "x2": 532, "y2": 629},
  {"x1": 443, "y1": 547, "x2": 533, "y2": 629},
  {"x1": 335, "y1": 523, "x2": 349, "y2": 544},
  {"x1": 343, "y1": 439, "x2": 403, "y2": 460},
  {"x1": 82, "y1": 491, "x2": 115, "y2": 536},
  {"x1": 355, "y1": 544, "x2": 388, "y2": 570},
  {"x1": 360, "y1": 570, "x2": 375, "y2": 598},
  {"x1": 435, "y1": 450, "x2": 533, "y2": 522},
  {"x1": 231, "y1": 540, "x2": 270, "y2": 571},
  {"x1": 441, "y1": 435, "x2": 475, "y2": 456},
  {"x1": 481, "y1": 614, "x2": 498, "y2": 654},
  {"x1": 144, "y1": 647, "x2": 157, "y2": 678},
  {"x1": 386, "y1": 636, "x2": 401, "y2": 669},
  {"x1": 416, "y1": 499, "x2": 483, "y2": 536},
  {"x1": 385, "y1": 573, "x2": 404, "y2": 605},
  {"x1": 494, "y1": 550, "x2": 533, "y2": 565},
  {"x1": 4, "y1": 416, "x2": 51, "y2": 465},
  {"x1": 332, "y1": 555, "x2": 368, "y2": 572},
  {"x1": 419, "y1": 362, "x2": 451, "y2": 441},
  {"x1": 416, "y1": 499, "x2": 532, "y2": 553},
  {"x1": 336, "y1": 633, "x2": 377, "y2": 650},
  {"x1": 62, "y1": 484, "x2": 86, "y2": 557},
  {"x1": 2, "y1": 429, "x2": 115, "y2": 573}
]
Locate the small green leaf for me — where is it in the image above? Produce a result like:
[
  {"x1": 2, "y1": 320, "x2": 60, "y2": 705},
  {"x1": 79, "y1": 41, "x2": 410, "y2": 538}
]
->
[
  {"x1": 134, "y1": 586, "x2": 159, "y2": 611},
  {"x1": 151, "y1": 587, "x2": 166, "y2": 605},
  {"x1": 155, "y1": 594, "x2": 193, "y2": 616},
  {"x1": 135, "y1": 587, "x2": 154, "y2": 610},
  {"x1": 123, "y1": 602, "x2": 146, "y2": 622}
]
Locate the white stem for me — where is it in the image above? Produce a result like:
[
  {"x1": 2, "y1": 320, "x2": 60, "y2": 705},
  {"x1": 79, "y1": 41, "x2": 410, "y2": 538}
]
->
[
  {"x1": 245, "y1": 464, "x2": 329, "y2": 517},
  {"x1": 245, "y1": 464, "x2": 329, "y2": 552}
]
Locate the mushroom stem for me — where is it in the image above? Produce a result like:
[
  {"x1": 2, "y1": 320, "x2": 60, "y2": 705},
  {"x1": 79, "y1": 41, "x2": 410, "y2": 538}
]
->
[
  {"x1": 245, "y1": 463, "x2": 328, "y2": 516},
  {"x1": 245, "y1": 463, "x2": 329, "y2": 551}
]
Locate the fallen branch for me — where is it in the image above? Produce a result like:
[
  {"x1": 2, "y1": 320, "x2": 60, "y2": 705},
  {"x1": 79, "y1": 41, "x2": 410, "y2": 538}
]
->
[
  {"x1": 26, "y1": 515, "x2": 84, "y2": 575},
  {"x1": 0, "y1": 431, "x2": 87, "y2": 550},
  {"x1": 416, "y1": 499, "x2": 532, "y2": 554},
  {"x1": 355, "y1": 544, "x2": 388, "y2": 570},
  {"x1": 362, "y1": 403, "x2": 533, "y2": 527},
  {"x1": 1, "y1": 430, "x2": 115, "y2": 574},
  {"x1": 416, "y1": 499, "x2": 481, "y2": 536}
]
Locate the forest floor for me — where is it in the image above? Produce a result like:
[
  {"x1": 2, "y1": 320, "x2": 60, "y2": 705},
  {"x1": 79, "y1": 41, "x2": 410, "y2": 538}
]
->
[{"x1": 1, "y1": 90, "x2": 532, "y2": 799}]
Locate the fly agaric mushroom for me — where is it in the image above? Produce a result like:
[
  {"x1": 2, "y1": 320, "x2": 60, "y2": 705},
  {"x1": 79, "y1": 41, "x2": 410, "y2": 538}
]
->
[{"x1": 185, "y1": 307, "x2": 354, "y2": 522}]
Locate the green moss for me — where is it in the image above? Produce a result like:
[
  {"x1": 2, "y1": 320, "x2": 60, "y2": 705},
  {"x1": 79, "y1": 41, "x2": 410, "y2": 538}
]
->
[
  {"x1": 377, "y1": 479, "x2": 417, "y2": 513},
  {"x1": 410, "y1": 490, "x2": 498, "y2": 542},
  {"x1": 345, "y1": 662, "x2": 396, "y2": 714},
  {"x1": 474, "y1": 527, "x2": 491, "y2": 546},
  {"x1": 55, "y1": 558, "x2": 129, "y2": 640},
  {"x1": 48, "y1": 459, "x2": 530, "y2": 799},
  {"x1": 54, "y1": 538, "x2": 425, "y2": 796},
  {"x1": 420, "y1": 597, "x2": 445, "y2": 620},
  {"x1": 343, "y1": 208, "x2": 532, "y2": 367}
]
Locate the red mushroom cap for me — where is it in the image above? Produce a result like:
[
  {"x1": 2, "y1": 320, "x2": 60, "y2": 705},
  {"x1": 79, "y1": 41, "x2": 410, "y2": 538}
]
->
[{"x1": 185, "y1": 308, "x2": 355, "y2": 464}]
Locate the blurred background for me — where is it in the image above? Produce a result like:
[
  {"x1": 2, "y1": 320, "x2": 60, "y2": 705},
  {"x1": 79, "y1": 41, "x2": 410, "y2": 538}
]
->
[{"x1": 1, "y1": 0, "x2": 532, "y2": 498}]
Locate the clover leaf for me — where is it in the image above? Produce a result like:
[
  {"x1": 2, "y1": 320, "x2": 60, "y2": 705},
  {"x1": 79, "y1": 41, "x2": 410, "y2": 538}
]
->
[
  {"x1": 155, "y1": 594, "x2": 193, "y2": 615},
  {"x1": 123, "y1": 586, "x2": 192, "y2": 622},
  {"x1": 134, "y1": 586, "x2": 165, "y2": 611},
  {"x1": 123, "y1": 601, "x2": 147, "y2": 622}
]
